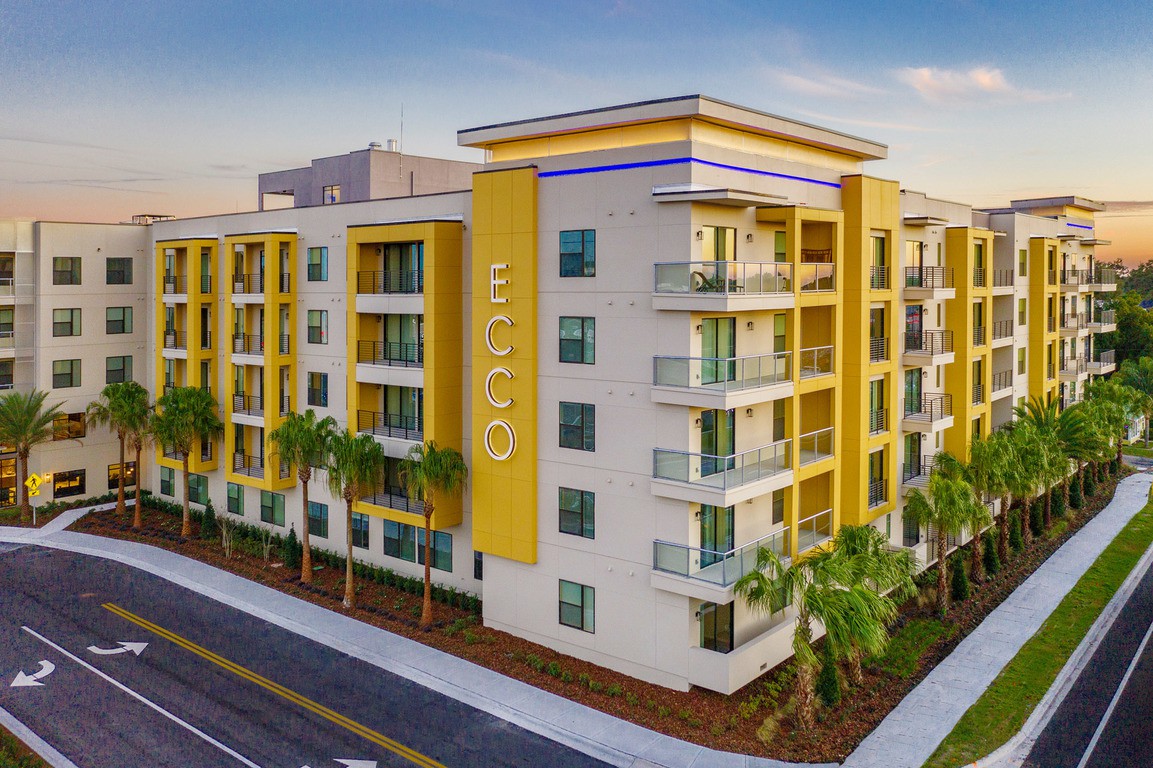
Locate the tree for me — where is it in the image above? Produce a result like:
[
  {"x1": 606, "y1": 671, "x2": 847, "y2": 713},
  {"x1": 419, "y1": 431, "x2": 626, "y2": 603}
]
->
[
  {"x1": 1103, "y1": 292, "x2": 1153, "y2": 366},
  {"x1": 399, "y1": 441, "x2": 468, "y2": 630},
  {"x1": 121, "y1": 385, "x2": 153, "y2": 531},
  {"x1": 1004, "y1": 419, "x2": 1047, "y2": 545},
  {"x1": 904, "y1": 452, "x2": 991, "y2": 616},
  {"x1": 969, "y1": 431, "x2": 1018, "y2": 564},
  {"x1": 0, "y1": 390, "x2": 69, "y2": 523},
  {"x1": 1086, "y1": 378, "x2": 1152, "y2": 466},
  {"x1": 324, "y1": 430, "x2": 385, "y2": 609},
  {"x1": 151, "y1": 387, "x2": 223, "y2": 538},
  {"x1": 269, "y1": 409, "x2": 337, "y2": 584},
  {"x1": 1117, "y1": 356, "x2": 1153, "y2": 445},
  {"x1": 88, "y1": 382, "x2": 150, "y2": 528},
  {"x1": 86, "y1": 383, "x2": 133, "y2": 517}
]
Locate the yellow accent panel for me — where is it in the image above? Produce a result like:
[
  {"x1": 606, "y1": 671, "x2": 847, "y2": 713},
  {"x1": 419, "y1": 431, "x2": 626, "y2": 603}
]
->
[
  {"x1": 470, "y1": 167, "x2": 538, "y2": 563},
  {"x1": 488, "y1": 120, "x2": 691, "y2": 163}
]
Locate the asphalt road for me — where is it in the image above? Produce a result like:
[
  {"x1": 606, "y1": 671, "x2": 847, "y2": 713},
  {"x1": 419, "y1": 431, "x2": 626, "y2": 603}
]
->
[
  {"x1": 1024, "y1": 546, "x2": 1153, "y2": 768},
  {"x1": 0, "y1": 545, "x2": 611, "y2": 768}
]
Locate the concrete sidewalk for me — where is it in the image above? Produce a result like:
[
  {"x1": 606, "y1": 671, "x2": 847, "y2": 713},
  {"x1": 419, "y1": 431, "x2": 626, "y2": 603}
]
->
[{"x1": 2, "y1": 472, "x2": 1149, "y2": 768}]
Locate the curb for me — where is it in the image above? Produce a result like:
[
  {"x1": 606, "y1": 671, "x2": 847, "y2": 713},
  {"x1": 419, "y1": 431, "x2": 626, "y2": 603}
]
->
[{"x1": 0, "y1": 704, "x2": 79, "y2": 768}]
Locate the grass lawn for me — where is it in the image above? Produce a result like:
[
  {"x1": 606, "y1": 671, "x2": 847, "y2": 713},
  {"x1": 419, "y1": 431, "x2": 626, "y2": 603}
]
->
[
  {"x1": 1123, "y1": 444, "x2": 1153, "y2": 459},
  {"x1": 867, "y1": 619, "x2": 958, "y2": 680},
  {"x1": 923, "y1": 500, "x2": 1153, "y2": 768},
  {"x1": 0, "y1": 725, "x2": 46, "y2": 768}
]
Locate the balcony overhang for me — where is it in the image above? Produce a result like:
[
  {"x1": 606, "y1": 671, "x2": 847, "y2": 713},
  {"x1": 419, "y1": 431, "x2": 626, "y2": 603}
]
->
[
  {"x1": 1081, "y1": 238, "x2": 1111, "y2": 246},
  {"x1": 902, "y1": 215, "x2": 950, "y2": 227},
  {"x1": 649, "y1": 380, "x2": 794, "y2": 410},
  {"x1": 902, "y1": 349, "x2": 955, "y2": 367},
  {"x1": 651, "y1": 184, "x2": 788, "y2": 207},
  {"x1": 900, "y1": 413, "x2": 954, "y2": 434},
  {"x1": 650, "y1": 469, "x2": 793, "y2": 507},
  {"x1": 354, "y1": 363, "x2": 424, "y2": 389}
]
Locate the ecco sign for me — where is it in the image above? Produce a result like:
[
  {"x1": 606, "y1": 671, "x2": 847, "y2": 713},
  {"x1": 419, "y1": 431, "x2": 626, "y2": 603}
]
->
[{"x1": 484, "y1": 264, "x2": 516, "y2": 461}]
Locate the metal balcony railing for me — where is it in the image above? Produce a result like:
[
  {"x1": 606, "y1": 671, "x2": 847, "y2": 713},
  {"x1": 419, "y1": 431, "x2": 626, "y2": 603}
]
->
[
  {"x1": 652, "y1": 439, "x2": 792, "y2": 491},
  {"x1": 904, "y1": 392, "x2": 953, "y2": 422},
  {"x1": 1047, "y1": 316, "x2": 1056, "y2": 333},
  {"x1": 200, "y1": 441, "x2": 213, "y2": 462},
  {"x1": 798, "y1": 427, "x2": 834, "y2": 465},
  {"x1": 799, "y1": 346, "x2": 834, "y2": 378},
  {"x1": 868, "y1": 409, "x2": 888, "y2": 435},
  {"x1": 1061, "y1": 357, "x2": 1088, "y2": 375},
  {"x1": 1048, "y1": 362, "x2": 1056, "y2": 380},
  {"x1": 356, "y1": 270, "x2": 424, "y2": 294},
  {"x1": 163, "y1": 447, "x2": 185, "y2": 461},
  {"x1": 904, "y1": 266, "x2": 954, "y2": 289},
  {"x1": 0, "y1": 278, "x2": 13, "y2": 297},
  {"x1": 653, "y1": 528, "x2": 789, "y2": 587},
  {"x1": 278, "y1": 334, "x2": 290, "y2": 355},
  {"x1": 200, "y1": 331, "x2": 212, "y2": 350},
  {"x1": 904, "y1": 329, "x2": 953, "y2": 355},
  {"x1": 232, "y1": 393, "x2": 263, "y2": 416},
  {"x1": 201, "y1": 275, "x2": 213, "y2": 293},
  {"x1": 972, "y1": 383, "x2": 985, "y2": 405},
  {"x1": 359, "y1": 487, "x2": 424, "y2": 515},
  {"x1": 0, "y1": 331, "x2": 16, "y2": 350},
  {"x1": 358, "y1": 340, "x2": 425, "y2": 368},
  {"x1": 652, "y1": 261, "x2": 793, "y2": 295},
  {"x1": 232, "y1": 452, "x2": 264, "y2": 479},
  {"x1": 992, "y1": 320, "x2": 1013, "y2": 340},
  {"x1": 1092, "y1": 268, "x2": 1118, "y2": 286},
  {"x1": 163, "y1": 331, "x2": 186, "y2": 350},
  {"x1": 972, "y1": 326, "x2": 986, "y2": 346},
  {"x1": 1061, "y1": 313, "x2": 1086, "y2": 331},
  {"x1": 357, "y1": 410, "x2": 424, "y2": 441},
  {"x1": 992, "y1": 370, "x2": 1013, "y2": 392},
  {"x1": 992, "y1": 269, "x2": 1014, "y2": 288},
  {"x1": 797, "y1": 263, "x2": 835, "y2": 293},
  {"x1": 869, "y1": 336, "x2": 889, "y2": 363},
  {"x1": 232, "y1": 273, "x2": 264, "y2": 294},
  {"x1": 279, "y1": 273, "x2": 291, "y2": 293},
  {"x1": 1061, "y1": 269, "x2": 1088, "y2": 286},
  {"x1": 1047, "y1": 270, "x2": 1058, "y2": 286},
  {"x1": 902, "y1": 455, "x2": 936, "y2": 483},
  {"x1": 973, "y1": 267, "x2": 987, "y2": 287},
  {"x1": 869, "y1": 265, "x2": 889, "y2": 290},
  {"x1": 162, "y1": 275, "x2": 187, "y2": 294},
  {"x1": 232, "y1": 334, "x2": 264, "y2": 355},
  {"x1": 280, "y1": 395, "x2": 291, "y2": 417},
  {"x1": 868, "y1": 480, "x2": 887, "y2": 508},
  {"x1": 797, "y1": 508, "x2": 833, "y2": 553}
]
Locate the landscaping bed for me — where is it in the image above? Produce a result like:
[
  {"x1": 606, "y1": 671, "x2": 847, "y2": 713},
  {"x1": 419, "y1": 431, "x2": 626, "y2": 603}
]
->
[
  {"x1": 64, "y1": 470, "x2": 1129, "y2": 763},
  {"x1": 0, "y1": 725, "x2": 46, "y2": 768}
]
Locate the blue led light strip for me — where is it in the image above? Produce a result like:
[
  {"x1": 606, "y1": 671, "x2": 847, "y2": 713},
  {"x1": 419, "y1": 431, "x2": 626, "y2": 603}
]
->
[
  {"x1": 538, "y1": 156, "x2": 842, "y2": 189},
  {"x1": 1066, "y1": 222, "x2": 1094, "y2": 231}
]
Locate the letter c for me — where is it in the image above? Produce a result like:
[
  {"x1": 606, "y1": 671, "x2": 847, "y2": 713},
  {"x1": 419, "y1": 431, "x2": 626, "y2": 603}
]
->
[
  {"x1": 485, "y1": 315, "x2": 514, "y2": 356},
  {"x1": 485, "y1": 367, "x2": 513, "y2": 408}
]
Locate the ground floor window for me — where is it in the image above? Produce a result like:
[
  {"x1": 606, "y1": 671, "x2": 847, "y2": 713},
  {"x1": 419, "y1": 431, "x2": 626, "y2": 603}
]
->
[
  {"x1": 227, "y1": 482, "x2": 243, "y2": 515},
  {"x1": 0, "y1": 457, "x2": 14, "y2": 506},
  {"x1": 473, "y1": 551, "x2": 483, "y2": 581},
  {"x1": 559, "y1": 580, "x2": 595, "y2": 633},
  {"x1": 107, "y1": 462, "x2": 137, "y2": 491},
  {"x1": 700, "y1": 601, "x2": 734, "y2": 653},
  {"x1": 189, "y1": 473, "x2": 208, "y2": 505},
  {"x1": 383, "y1": 520, "x2": 416, "y2": 561},
  {"x1": 160, "y1": 466, "x2": 174, "y2": 496},
  {"x1": 417, "y1": 530, "x2": 453, "y2": 573},
  {"x1": 53, "y1": 469, "x2": 85, "y2": 499},
  {"x1": 351, "y1": 512, "x2": 370, "y2": 548},
  {"x1": 308, "y1": 501, "x2": 328, "y2": 538},
  {"x1": 260, "y1": 490, "x2": 285, "y2": 526}
]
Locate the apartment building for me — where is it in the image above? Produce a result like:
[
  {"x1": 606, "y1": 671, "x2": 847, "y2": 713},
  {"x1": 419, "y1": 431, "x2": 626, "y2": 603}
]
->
[{"x1": 2, "y1": 95, "x2": 1117, "y2": 695}]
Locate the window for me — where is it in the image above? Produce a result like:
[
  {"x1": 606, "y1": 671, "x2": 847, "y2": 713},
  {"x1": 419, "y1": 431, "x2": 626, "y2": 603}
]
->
[
  {"x1": 773, "y1": 231, "x2": 787, "y2": 262},
  {"x1": 559, "y1": 402, "x2": 595, "y2": 451},
  {"x1": 1018, "y1": 348, "x2": 1027, "y2": 375},
  {"x1": 559, "y1": 487, "x2": 594, "y2": 538},
  {"x1": 351, "y1": 512, "x2": 370, "y2": 548},
  {"x1": 106, "y1": 257, "x2": 133, "y2": 285},
  {"x1": 260, "y1": 490, "x2": 285, "y2": 526},
  {"x1": 473, "y1": 551, "x2": 483, "y2": 581},
  {"x1": 52, "y1": 308, "x2": 81, "y2": 337},
  {"x1": 1018, "y1": 298, "x2": 1027, "y2": 326},
  {"x1": 700, "y1": 601, "x2": 734, "y2": 653},
  {"x1": 0, "y1": 456, "x2": 13, "y2": 506},
  {"x1": 322, "y1": 185, "x2": 341, "y2": 205},
  {"x1": 106, "y1": 355, "x2": 133, "y2": 384},
  {"x1": 307, "y1": 372, "x2": 328, "y2": 407},
  {"x1": 160, "y1": 466, "x2": 174, "y2": 496},
  {"x1": 53, "y1": 413, "x2": 85, "y2": 440},
  {"x1": 52, "y1": 359, "x2": 80, "y2": 388},
  {"x1": 559, "y1": 317, "x2": 595, "y2": 364},
  {"x1": 559, "y1": 230, "x2": 596, "y2": 277},
  {"x1": 902, "y1": 514, "x2": 921, "y2": 547},
  {"x1": 417, "y1": 530, "x2": 453, "y2": 572},
  {"x1": 307, "y1": 310, "x2": 328, "y2": 344},
  {"x1": 106, "y1": 306, "x2": 133, "y2": 334},
  {"x1": 307, "y1": 247, "x2": 328, "y2": 281},
  {"x1": 53, "y1": 469, "x2": 85, "y2": 499},
  {"x1": 189, "y1": 474, "x2": 208, "y2": 505},
  {"x1": 308, "y1": 501, "x2": 328, "y2": 538},
  {"x1": 227, "y1": 482, "x2": 243, "y2": 515},
  {"x1": 0, "y1": 360, "x2": 12, "y2": 388},
  {"x1": 1018, "y1": 248, "x2": 1028, "y2": 277},
  {"x1": 107, "y1": 462, "x2": 137, "y2": 491},
  {"x1": 53, "y1": 257, "x2": 80, "y2": 285},
  {"x1": 559, "y1": 580, "x2": 595, "y2": 632},
  {"x1": 771, "y1": 488, "x2": 785, "y2": 526},
  {"x1": 383, "y1": 520, "x2": 416, "y2": 561}
]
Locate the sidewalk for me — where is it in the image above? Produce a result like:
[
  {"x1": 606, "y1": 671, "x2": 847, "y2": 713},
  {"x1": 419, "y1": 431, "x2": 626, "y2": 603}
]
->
[{"x1": 1, "y1": 473, "x2": 1150, "y2": 768}]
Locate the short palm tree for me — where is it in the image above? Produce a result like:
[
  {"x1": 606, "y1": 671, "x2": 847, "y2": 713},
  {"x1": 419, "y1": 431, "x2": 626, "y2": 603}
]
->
[
  {"x1": 969, "y1": 431, "x2": 1019, "y2": 563},
  {"x1": 0, "y1": 390, "x2": 68, "y2": 523},
  {"x1": 269, "y1": 409, "x2": 337, "y2": 584},
  {"x1": 125, "y1": 396, "x2": 153, "y2": 531},
  {"x1": 1005, "y1": 421, "x2": 1046, "y2": 546},
  {"x1": 1117, "y1": 356, "x2": 1153, "y2": 445},
  {"x1": 86, "y1": 382, "x2": 150, "y2": 519},
  {"x1": 151, "y1": 386, "x2": 224, "y2": 538},
  {"x1": 324, "y1": 430, "x2": 385, "y2": 608},
  {"x1": 399, "y1": 441, "x2": 468, "y2": 630},
  {"x1": 905, "y1": 451, "x2": 991, "y2": 616}
]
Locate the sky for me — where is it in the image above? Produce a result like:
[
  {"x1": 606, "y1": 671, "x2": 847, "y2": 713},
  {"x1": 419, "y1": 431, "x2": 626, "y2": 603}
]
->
[{"x1": 2, "y1": 0, "x2": 1152, "y2": 263}]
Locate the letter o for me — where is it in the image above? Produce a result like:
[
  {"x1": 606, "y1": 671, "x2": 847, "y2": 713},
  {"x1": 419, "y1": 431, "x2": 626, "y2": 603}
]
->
[
  {"x1": 484, "y1": 419, "x2": 516, "y2": 461},
  {"x1": 485, "y1": 367, "x2": 514, "y2": 408},
  {"x1": 485, "y1": 315, "x2": 514, "y2": 356}
]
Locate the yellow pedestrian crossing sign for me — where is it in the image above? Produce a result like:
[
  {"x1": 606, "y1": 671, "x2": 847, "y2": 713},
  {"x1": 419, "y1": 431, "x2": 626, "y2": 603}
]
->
[{"x1": 24, "y1": 473, "x2": 48, "y2": 497}]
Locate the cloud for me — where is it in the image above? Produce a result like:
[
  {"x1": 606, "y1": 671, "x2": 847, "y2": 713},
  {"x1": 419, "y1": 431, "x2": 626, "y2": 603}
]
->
[
  {"x1": 764, "y1": 66, "x2": 885, "y2": 99},
  {"x1": 1099, "y1": 200, "x2": 1153, "y2": 217},
  {"x1": 894, "y1": 66, "x2": 1069, "y2": 105},
  {"x1": 794, "y1": 109, "x2": 934, "y2": 133}
]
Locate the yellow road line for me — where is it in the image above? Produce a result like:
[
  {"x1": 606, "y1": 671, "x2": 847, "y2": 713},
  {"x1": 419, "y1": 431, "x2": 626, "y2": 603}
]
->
[{"x1": 102, "y1": 602, "x2": 446, "y2": 768}]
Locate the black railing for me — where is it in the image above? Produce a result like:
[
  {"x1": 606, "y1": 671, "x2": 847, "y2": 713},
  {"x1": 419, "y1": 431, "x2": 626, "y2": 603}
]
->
[
  {"x1": 200, "y1": 331, "x2": 212, "y2": 350},
  {"x1": 902, "y1": 455, "x2": 935, "y2": 483},
  {"x1": 869, "y1": 337, "x2": 889, "y2": 363},
  {"x1": 279, "y1": 334, "x2": 290, "y2": 354},
  {"x1": 992, "y1": 269, "x2": 1014, "y2": 288},
  {"x1": 357, "y1": 410, "x2": 423, "y2": 441},
  {"x1": 972, "y1": 267, "x2": 986, "y2": 287},
  {"x1": 869, "y1": 265, "x2": 889, "y2": 290},
  {"x1": 232, "y1": 393, "x2": 263, "y2": 416},
  {"x1": 992, "y1": 370, "x2": 1012, "y2": 392},
  {"x1": 904, "y1": 392, "x2": 953, "y2": 421},
  {"x1": 904, "y1": 266, "x2": 954, "y2": 289},
  {"x1": 973, "y1": 326, "x2": 986, "y2": 346},
  {"x1": 357, "y1": 340, "x2": 424, "y2": 368},
  {"x1": 233, "y1": 452, "x2": 264, "y2": 478},
  {"x1": 279, "y1": 272, "x2": 291, "y2": 293},
  {"x1": 162, "y1": 275, "x2": 187, "y2": 294},
  {"x1": 360, "y1": 487, "x2": 425, "y2": 514},
  {"x1": 356, "y1": 270, "x2": 424, "y2": 294},
  {"x1": 163, "y1": 331, "x2": 186, "y2": 350},
  {"x1": 972, "y1": 383, "x2": 985, "y2": 405},
  {"x1": 232, "y1": 273, "x2": 264, "y2": 294},
  {"x1": 904, "y1": 329, "x2": 954, "y2": 355},
  {"x1": 992, "y1": 320, "x2": 1012, "y2": 341},
  {"x1": 280, "y1": 395, "x2": 291, "y2": 416},
  {"x1": 868, "y1": 480, "x2": 887, "y2": 508},
  {"x1": 232, "y1": 334, "x2": 264, "y2": 355},
  {"x1": 1061, "y1": 269, "x2": 1088, "y2": 286},
  {"x1": 868, "y1": 409, "x2": 888, "y2": 435}
]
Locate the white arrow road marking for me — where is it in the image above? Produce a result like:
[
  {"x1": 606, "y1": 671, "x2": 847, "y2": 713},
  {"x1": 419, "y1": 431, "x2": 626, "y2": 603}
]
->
[
  {"x1": 10, "y1": 660, "x2": 55, "y2": 687},
  {"x1": 334, "y1": 761, "x2": 378, "y2": 768},
  {"x1": 87, "y1": 642, "x2": 148, "y2": 656},
  {"x1": 20, "y1": 626, "x2": 264, "y2": 768}
]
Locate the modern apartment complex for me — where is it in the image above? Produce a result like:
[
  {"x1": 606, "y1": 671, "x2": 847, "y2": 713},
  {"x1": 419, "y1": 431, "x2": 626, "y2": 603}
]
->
[{"x1": 0, "y1": 95, "x2": 1117, "y2": 694}]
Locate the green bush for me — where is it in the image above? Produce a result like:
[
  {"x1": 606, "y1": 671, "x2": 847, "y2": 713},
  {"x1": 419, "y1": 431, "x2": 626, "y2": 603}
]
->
[
  {"x1": 1030, "y1": 502, "x2": 1045, "y2": 537},
  {"x1": 545, "y1": 661, "x2": 562, "y2": 677},
  {"x1": 199, "y1": 499, "x2": 217, "y2": 539},
  {"x1": 951, "y1": 554, "x2": 970, "y2": 602},
  {"x1": 1069, "y1": 477, "x2": 1084, "y2": 509},
  {"x1": 982, "y1": 530, "x2": 1000, "y2": 575},
  {"x1": 1010, "y1": 511, "x2": 1024, "y2": 553},
  {"x1": 282, "y1": 526, "x2": 302, "y2": 570},
  {"x1": 1084, "y1": 471, "x2": 1098, "y2": 499},
  {"x1": 1051, "y1": 489, "x2": 1067, "y2": 520},
  {"x1": 816, "y1": 654, "x2": 841, "y2": 707}
]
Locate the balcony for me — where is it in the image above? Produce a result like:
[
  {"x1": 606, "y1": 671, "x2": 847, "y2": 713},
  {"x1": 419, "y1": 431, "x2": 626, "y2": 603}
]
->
[
  {"x1": 798, "y1": 427, "x2": 834, "y2": 465},
  {"x1": 991, "y1": 320, "x2": 1013, "y2": 344},
  {"x1": 868, "y1": 479, "x2": 888, "y2": 509},
  {"x1": 1087, "y1": 310, "x2": 1117, "y2": 332},
  {"x1": 359, "y1": 487, "x2": 424, "y2": 516},
  {"x1": 1048, "y1": 362, "x2": 1056, "y2": 380},
  {"x1": 869, "y1": 336, "x2": 889, "y2": 363},
  {"x1": 652, "y1": 528, "x2": 789, "y2": 597},
  {"x1": 232, "y1": 334, "x2": 264, "y2": 356},
  {"x1": 798, "y1": 346, "x2": 834, "y2": 379},
  {"x1": 1060, "y1": 313, "x2": 1086, "y2": 337},
  {"x1": 201, "y1": 275, "x2": 213, "y2": 294},
  {"x1": 1060, "y1": 356, "x2": 1088, "y2": 381},
  {"x1": 652, "y1": 439, "x2": 792, "y2": 505},
  {"x1": 901, "y1": 455, "x2": 935, "y2": 492},
  {"x1": 902, "y1": 392, "x2": 954, "y2": 433},
  {"x1": 798, "y1": 263, "x2": 835, "y2": 293},
  {"x1": 162, "y1": 331, "x2": 186, "y2": 352},
  {"x1": 232, "y1": 393, "x2": 263, "y2": 417},
  {"x1": 652, "y1": 352, "x2": 792, "y2": 408},
  {"x1": 652, "y1": 262, "x2": 794, "y2": 311},
  {"x1": 278, "y1": 334, "x2": 290, "y2": 355},
  {"x1": 972, "y1": 326, "x2": 986, "y2": 347},
  {"x1": 972, "y1": 267, "x2": 987, "y2": 288},
  {"x1": 200, "y1": 331, "x2": 212, "y2": 350},
  {"x1": 232, "y1": 273, "x2": 264, "y2": 295},
  {"x1": 903, "y1": 266, "x2": 955, "y2": 300},
  {"x1": 358, "y1": 340, "x2": 424, "y2": 368},
  {"x1": 1047, "y1": 270, "x2": 1058, "y2": 287},
  {"x1": 0, "y1": 331, "x2": 16, "y2": 355},
  {"x1": 869, "y1": 265, "x2": 889, "y2": 290},
  {"x1": 162, "y1": 275, "x2": 187, "y2": 295},
  {"x1": 903, "y1": 330, "x2": 955, "y2": 366},
  {"x1": 1088, "y1": 349, "x2": 1116, "y2": 374},
  {"x1": 972, "y1": 383, "x2": 985, "y2": 405},
  {"x1": 280, "y1": 395, "x2": 290, "y2": 417},
  {"x1": 232, "y1": 452, "x2": 264, "y2": 479},
  {"x1": 357, "y1": 410, "x2": 423, "y2": 442},
  {"x1": 992, "y1": 270, "x2": 1015, "y2": 290},
  {"x1": 1088, "y1": 268, "x2": 1118, "y2": 291},
  {"x1": 868, "y1": 409, "x2": 888, "y2": 435},
  {"x1": 357, "y1": 270, "x2": 424, "y2": 295},
  {"x1": 992, "y1": 369, "x2": 1013, "y2": 394},
  {"x1": 797, "y1": 508, "x2": 833, "y2": 553},
  {"x1": 1061, "y1": 269, "x2": 1088, "y2": 289},
  {"x1": 279, "y1": 273, "x2": 291, "y2": 293},
  {"x1": 162, "y1": 447, "x2": 186, "y2": 462},
  {"x1": 0, "y1": 277, "x2": 14, "y2": 301}
]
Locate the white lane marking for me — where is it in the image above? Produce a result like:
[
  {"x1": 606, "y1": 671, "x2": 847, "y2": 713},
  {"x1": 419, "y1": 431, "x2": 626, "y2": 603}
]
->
[
  {"x1": 87, "y1": 641, "x2": 148, "y2": 656},
  {"x1": 11, "y1": 660, "x2": 55, "y2": 687},
  {"x1": 334, "y1": 761, "x2": 378, "y2": 768},
  {"x1": 1077, "y1": 615, "x2": 1153, "y2": 768},
  {"x1": 21, "y1": 626, "x2": 263, "y2": 768}
]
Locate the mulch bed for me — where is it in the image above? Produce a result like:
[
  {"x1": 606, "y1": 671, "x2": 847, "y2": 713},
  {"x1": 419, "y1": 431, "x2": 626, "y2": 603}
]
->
[{"x1": 66, "y1": 470, "x2": 1131, "y2": 763}]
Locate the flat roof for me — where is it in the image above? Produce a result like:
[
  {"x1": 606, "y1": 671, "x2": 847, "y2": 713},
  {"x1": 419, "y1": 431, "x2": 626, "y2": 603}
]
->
[
  {"x1": 458, "y1": 94, "x2": 888, "y2": 161},
  {"x1": 1010, "y1": 196, "x2": 1105, "y2": 212}
]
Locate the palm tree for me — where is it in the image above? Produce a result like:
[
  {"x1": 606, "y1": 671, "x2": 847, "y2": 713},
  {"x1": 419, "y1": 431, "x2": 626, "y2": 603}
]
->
[
  {"x1": 269, "y1": 409, "x2": 337, "y2": 584},
  {"x1": 735, "y1": 544, "x2": 896, "y2": 730},
  {"x1": 935, "y1": 451, "x2": 989, "y2": 583},
  {"x1": 151, "y1": 386, "x2": 223, "y2": 538},
  {"x1": 126, "y1": 397, "x2": 152, "y2": 531},
  {"x1": 399, "y1": 441, "x2": 468, "y2": 630},
  {"x1": 1117, "y1": 356, "x2": 1153, "y2": 446},
  {"x1": 1087, "y1": 379, "x2": 1152, "y2": 467},
  {"x1": 904, "y1": 451, "x2": 992, "y2": 616},
  {"x1": 324, "y1": 430, "x2": 385, "y2": 609},
  {"x1": 0, "y1": 390, "x2": 69, "y2": 523},
  {"x1": 1004, "y1": 420, "x2": 1046, "y2": 546},
  {"x1": 86, "y1": 382, "x2": 149, "y2": 518},
  {"x1": 969, "y1": 431, "x2": 1018, "y2": 564}
]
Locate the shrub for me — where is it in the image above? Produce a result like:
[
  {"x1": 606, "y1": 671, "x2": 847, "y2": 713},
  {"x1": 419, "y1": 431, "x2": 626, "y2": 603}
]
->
[
  {"x1": 625, "y1": 691, "x2": 639, "y2": 706},
  {"x1": 1010, "y1": 511, "x2": 1024, "y2": 553},
  {"x1": 606, "y1": 683, "x2": 623, "y2": 697},
  {"x1": 199, "y1": 499, "x2": 217, "y2": 540},
  {"x1": 1030, "y1": 502, "x2": 1045, "y2": 537},
  {"x1": 1051, "y1": 489, "x2": 1067, "y2": 520},
  {"x1": 588, "y1": 680, "x2": 604, "y2": 693},
  {"x1": 816, "y1": 655, "x2": 841, "y2": 707},
  {"x1": 282, "y1": 526, "x2": 302, "y2": 570},
  {"x1": 1069, "y1": 477, "x2": 1084, "y2": 509},
  {"x1": 545, "y1": 662, "x2": 562, "y2": 678},
  {"x1": 951, "y1": 554, "x2": 970, "y2": 602},
  {"x1": 1110, "y1": 457, "x2": 1120, "y2": 476},
  {"x1": 983, "y1": 529, "x2": 1000, "y2": 575},
  {"x1": 525, "y1": 654, "x2": 545, "y2": 673},
  {"x1": 1084, "y1": 471, "x2": 1098, "y2": 499}
]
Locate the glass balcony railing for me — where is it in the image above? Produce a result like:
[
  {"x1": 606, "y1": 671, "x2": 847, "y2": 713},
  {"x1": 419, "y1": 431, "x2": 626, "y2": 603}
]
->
[
  {"x1": 798, "y1": 427, "x2": 833, "y2": 465},
  {"x1": 653, "y1": 528, "x2": 789, "y2": 587},
  {"x1": 798, "y1": 346, "x2": 834, "y2": 378},
  {"x1": 652, "y1": 439, "x2": 791, "y2": 491},
  {"x1": 797, "y1": 263, "x2": 835, "y2": 293},
  {"x1": 1092, "y1": 268, "x2": 1118, "y2": 286},
  {"x1": 653, "y1": 261, "x2": 793, "y2": 295},
  {"x1": 904, "y1": 266, "x2": 954, "y2": 289},
  {"x1": 652, "y1": 352, "x2": 790, "y2": 393},
  {"x1": 797, "y1": 508, "x2": 833, "y2": 553},
  {"x1": 1091, "y1": 349, "x2": 1115, "y2": 368}
]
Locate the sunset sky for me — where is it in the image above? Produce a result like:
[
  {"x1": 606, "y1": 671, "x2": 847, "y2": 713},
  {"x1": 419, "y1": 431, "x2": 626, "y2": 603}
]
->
[{"x1": 2, "y1": 0, "x2": 1151, "y2": 263}]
